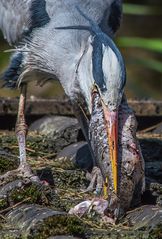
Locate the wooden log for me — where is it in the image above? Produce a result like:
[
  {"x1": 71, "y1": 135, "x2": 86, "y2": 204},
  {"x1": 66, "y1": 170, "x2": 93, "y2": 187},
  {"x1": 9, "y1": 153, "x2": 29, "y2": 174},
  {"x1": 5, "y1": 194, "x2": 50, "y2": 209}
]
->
[{"x1": 1, "y1": 98, "x2": 162, "y2": 117}]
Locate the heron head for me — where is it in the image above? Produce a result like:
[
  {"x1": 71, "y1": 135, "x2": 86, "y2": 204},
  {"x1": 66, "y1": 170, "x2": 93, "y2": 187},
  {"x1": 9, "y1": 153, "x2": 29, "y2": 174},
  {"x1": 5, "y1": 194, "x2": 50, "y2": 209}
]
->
[
  {"x1": 94, "y1": 35, "x2": 126, "y2": 196},
  {"x1": 91, "y1": 33, "x2": 126, "y2": 110}
]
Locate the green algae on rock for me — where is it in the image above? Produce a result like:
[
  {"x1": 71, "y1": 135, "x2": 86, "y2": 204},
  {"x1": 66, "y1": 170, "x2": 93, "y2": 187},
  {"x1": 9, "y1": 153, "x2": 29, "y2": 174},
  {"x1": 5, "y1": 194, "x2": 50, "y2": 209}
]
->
[{"x1": 6, "y1": 204, "x2": 86, "y2": 239}]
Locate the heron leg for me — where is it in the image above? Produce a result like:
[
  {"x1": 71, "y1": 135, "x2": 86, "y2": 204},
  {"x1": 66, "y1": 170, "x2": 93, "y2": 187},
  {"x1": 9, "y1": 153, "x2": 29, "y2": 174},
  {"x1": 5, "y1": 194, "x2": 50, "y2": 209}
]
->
[
  {"x1": 0, "y1": 84, "x2": 39, "y2": 182},
  {"x1": 15, "y1": 84, "x2": 40, "y2": 181},
  {"x1": 15, "y1": 85, "x2": 30, "y2": 174}
]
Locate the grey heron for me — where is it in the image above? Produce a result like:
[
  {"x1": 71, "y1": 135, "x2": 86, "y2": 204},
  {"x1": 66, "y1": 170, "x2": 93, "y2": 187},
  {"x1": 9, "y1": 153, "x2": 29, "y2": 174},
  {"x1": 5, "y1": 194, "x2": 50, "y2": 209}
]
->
[{"x1": 0, "y1": 0, "x2": 145, "y2": 220}]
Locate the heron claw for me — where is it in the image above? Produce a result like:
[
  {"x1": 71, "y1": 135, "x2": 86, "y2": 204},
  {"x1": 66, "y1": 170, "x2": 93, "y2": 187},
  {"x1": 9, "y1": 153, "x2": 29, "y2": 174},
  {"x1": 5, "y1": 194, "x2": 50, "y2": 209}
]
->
[
  {"x1": 0, "y1": 162, "x2": 41, "y2": 184},
  {"x1": 82, "y1": 166, "x2": 103, "y2": 195}
]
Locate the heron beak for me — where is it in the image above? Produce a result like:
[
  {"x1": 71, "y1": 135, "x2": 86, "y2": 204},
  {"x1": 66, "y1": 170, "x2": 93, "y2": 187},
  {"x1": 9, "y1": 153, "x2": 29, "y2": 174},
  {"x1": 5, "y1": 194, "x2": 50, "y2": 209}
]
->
[
  {"x1": 91, "y1": 85, "x2": 118, "y2": 195},
  {"x1": 102, "y1": 103, "x2": 118, "y2": 195}
]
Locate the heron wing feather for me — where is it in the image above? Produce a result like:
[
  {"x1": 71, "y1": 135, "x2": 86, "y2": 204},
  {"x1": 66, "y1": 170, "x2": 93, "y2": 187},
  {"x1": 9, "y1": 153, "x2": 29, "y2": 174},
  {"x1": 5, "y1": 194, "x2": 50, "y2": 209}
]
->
[
  {"x1": 44, "y1": 0, "x2": 122, "y2": 36},
  {"x1": 0, "y1": 0, "x2": 50, "y2": 45}
]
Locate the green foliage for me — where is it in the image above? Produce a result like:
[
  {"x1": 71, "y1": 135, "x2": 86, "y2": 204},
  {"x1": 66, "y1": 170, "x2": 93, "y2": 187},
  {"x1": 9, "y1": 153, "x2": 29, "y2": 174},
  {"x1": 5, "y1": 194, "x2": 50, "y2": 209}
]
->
[
  {"x1": 119, "y1": 2, "x2": 162, "y2": 74},
  {"x1": 117, "y1": 37, "x2": 162, "y2": 73},
  {"x1": 123, "y1": 3, "x2": 162, "y2": 15},
  {"x1": 130, "y1": 57, "x2": 162, "y2": 74},
  {"x1": 117, "y1": 37, "x2": 162, "y2": 53},
  {"x1": 114, "y1": 1, "x2": 162, "y2": 99}
]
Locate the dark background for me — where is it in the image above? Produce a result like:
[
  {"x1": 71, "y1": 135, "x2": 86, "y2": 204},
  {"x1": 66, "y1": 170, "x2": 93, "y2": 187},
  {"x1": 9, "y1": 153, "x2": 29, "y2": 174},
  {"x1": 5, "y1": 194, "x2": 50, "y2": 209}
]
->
[{"x1": 0, "y1": 0, "x2": 162, "y2": 100}]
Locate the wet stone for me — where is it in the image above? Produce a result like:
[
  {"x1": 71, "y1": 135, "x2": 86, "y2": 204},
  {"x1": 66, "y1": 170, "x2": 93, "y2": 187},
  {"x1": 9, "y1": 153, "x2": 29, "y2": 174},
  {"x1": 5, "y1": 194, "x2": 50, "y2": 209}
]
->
[
  {"x1": 56, "y1": 141, "x2": 93, "y2": 171},
  {"x1": 0, "y1": 228, "x2": 21, "y2": 239},
  {"x1": 0, "y1": 178, "x2": 58, "y2": 211},
  {"x1": 6, "y1": 204, "x2": 86, "y2": 239},
  {"x1": 29, "y1": 116, "x2": 80, "y2": 143},
  {"x1": 0, "y1": 149, "x2": 19, "y2": 175},
  {"x1": 152, "y1": 122, "x2": 162, "y2": 134},
  {"x1": 123, "y1": 205, "x2": 162, "y2": 230},
  {"x1": 48, "y1": 237, "x2": 81, "y2": 239}
]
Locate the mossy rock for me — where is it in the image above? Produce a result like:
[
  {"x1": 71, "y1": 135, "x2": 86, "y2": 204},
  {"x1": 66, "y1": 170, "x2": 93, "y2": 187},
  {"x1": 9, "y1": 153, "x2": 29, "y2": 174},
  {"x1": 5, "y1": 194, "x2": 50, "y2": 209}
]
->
[
  {"x1": 0, "y1": 179, "x2": 58, "y2": 211},
  {"x1": 52, "y1": 168, "x2": 88, "y2": 190},
  {"x1": 0, "y1": 156, "x2": 18, "y2": 174},
  {"x1": 6, "y1": 204, "x2": 86, "y2": 239},
  {"x1": 0, "y1": 130, "x2": 79, "y2": 161},
  {"x1": 0, "y1": 198, "x2": 8, "y2": 210}
]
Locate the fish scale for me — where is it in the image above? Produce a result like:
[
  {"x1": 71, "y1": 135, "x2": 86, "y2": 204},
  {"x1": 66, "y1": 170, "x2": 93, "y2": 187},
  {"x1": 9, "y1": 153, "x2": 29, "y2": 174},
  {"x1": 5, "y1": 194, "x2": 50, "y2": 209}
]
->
[{"x1": 89, "y1": 92, "x2": 114, "y2": 192}]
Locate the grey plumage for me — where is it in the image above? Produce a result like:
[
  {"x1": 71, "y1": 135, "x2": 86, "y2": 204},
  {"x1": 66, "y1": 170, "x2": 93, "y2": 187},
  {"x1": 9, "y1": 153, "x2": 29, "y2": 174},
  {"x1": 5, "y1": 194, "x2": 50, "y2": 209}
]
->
[
  {"x1": 0, "y1": 0, "x2": 123, "y2": 111},
  {"x1": 0, "y1": 0, "x2": 50, "y2": 45},
  {"x1": 0, "y1": 0, "x2": 125, "y2": 181}
]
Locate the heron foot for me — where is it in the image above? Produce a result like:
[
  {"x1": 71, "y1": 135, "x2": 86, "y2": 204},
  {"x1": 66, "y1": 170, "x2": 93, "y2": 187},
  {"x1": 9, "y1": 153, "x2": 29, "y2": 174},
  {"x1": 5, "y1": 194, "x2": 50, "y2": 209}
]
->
[
  {"x1": 0, "y1": 162, "x2": 40, "y2": 184},
  {"x1": 83, "y1": 166, "x2": 103, "y2": 195}
]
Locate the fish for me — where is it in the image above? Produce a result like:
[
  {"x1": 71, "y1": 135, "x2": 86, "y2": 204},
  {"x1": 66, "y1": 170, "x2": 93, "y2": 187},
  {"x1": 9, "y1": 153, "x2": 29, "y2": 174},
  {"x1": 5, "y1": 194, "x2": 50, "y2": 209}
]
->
[{"x1": 88, "y1": 91, "x2": 145, "y2": 220}]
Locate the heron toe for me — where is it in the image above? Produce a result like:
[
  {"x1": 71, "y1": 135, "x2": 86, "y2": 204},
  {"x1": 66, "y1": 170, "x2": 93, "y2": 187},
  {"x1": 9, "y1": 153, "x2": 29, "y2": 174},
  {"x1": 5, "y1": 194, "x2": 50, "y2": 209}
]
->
[
  {"x1": 17, "y1": 163, "x2": 41, "y2": 183},
  {"x1": 83, "y1": 166, "x2": 103, "y2": 195},
  {"x1": 0, "y1": 163, "x2": 40, "y2": 184}
]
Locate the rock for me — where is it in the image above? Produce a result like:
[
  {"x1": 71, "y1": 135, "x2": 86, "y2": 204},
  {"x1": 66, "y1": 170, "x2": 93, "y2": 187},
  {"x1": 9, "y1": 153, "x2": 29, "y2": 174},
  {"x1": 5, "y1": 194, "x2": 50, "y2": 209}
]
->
[
  {"x1": 48, "y1": 237, "x2": 81, "y2": 239},
  {"x1": 0, "y1": 179, "x2": 24, "y2": 195},
  {"x1": 0, "y1": 178, "x2": 58, "y2": 211},
  {"x1": 139, "y1": 135, "x2": 162, "y2": 163},
  {"x1": 149, "y1": 182, "x2": 162, "y2": 206},
  {"x1": 0, "y1": 149, "x2": 19, "y2": 175},
  {"x1": 56, "y1": 141, "x2": 93, "y2": 171},
  {"x1": 29, "y1": 116, "x2": 80, "y2": 142},
  {"x1": 75, "y1": 143, "x2": 93, "y2": 171},
  {"x1": 0, "y1": 228, "x2": 21, "y2": 239},
  {"x1": 124, "y1": 205, "x2": 162, "y2": 230},
  {"x1": 57, "y1": 141, "x2": 87, "y2": 160},
  {"x1": 6, "y1": 204, "x2": 86, "y2": 238},
  {"x1": 145, "y1": 161, "x2": 162, "y2": 183},
  {"x1": 139, "y1": 135, "x2": 162, "y2": 184},
  {"x1": 1, "y1": 128, "x2": 162, "y2": 239}
]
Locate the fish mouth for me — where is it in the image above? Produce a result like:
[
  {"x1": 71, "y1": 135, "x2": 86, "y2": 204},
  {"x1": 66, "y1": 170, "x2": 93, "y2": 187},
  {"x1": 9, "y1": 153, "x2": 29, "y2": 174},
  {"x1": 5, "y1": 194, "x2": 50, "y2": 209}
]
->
[{"x1": 89, "y1": 85, "x2": 118, "y2": 197}]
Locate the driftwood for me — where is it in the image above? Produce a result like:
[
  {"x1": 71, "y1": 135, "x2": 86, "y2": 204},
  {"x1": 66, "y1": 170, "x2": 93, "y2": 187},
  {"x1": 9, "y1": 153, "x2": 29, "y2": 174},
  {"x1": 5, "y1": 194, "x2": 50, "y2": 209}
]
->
[
  {"x1": 0, "y1": 116, "x2": 162, "y2": 238},
  {"x1": 1, "y1": 98, "x2": 162, "y2": 133},
  {"x1": 1, "y1": 98, "x2": 162, "y2": 117}
]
